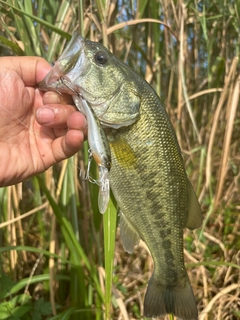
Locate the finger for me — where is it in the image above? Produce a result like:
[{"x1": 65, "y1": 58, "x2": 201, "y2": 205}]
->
[
  {"x1": 52, "y1": 112, "x2": 88, "y2": 138},
  {"x1": 52, "y1": 129, "x2": 85, "y2": 161},
  {"x1": 67, "y1": 111, "x2": 87, "y2": 132},
  {"x1": 36, "y1": 105, "x2": 87, "y2": 130},
  {"x1": 43, "y1": 91, "x2": 73, "y2": 105},
  {"x1": 52, "y1": 112, "x2": 88, "y2": 139}
]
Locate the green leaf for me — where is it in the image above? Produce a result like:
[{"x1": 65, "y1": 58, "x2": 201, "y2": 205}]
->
[
  {"x1": 0, "y1": 294, "x2": 31, "y2": 319},
  {"x1": 31, "y1": 298, "x2": 53, "y2": 319},
  {"x1": 0, "y1": 302, "x2": 11, "y2": 320},
  {"x1": 10, "y1": 305, "x2": 32, "y2": 318},
  {"x1": 0, "y1": 273, "x2": 15, "y2": 299}
]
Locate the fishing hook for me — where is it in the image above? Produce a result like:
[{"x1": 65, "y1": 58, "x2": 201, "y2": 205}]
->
[{"x1": 79, "y1": 149, "x2": 99, "y2": 185}]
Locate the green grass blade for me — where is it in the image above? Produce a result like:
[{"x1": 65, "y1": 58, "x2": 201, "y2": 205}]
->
[
  {"x1": 47, "y1": 0, "x2": 71, "y2": 62},
  {"x1": 0, "y1": 35, "x2": 24, "y2": 55},
  {"x1": 18, "y1": 0, "x2": 41, "y2": 55},
  {"x1": 0, "y1": 0, "x2": 71, "y2": 40},
  {"x1": 137, "y1": 0, "x2": 148, "y2": 18},
  {"x1": 36, "y1": 175, "x2": 104, "y2": 302},
  {"x1": 0, "y1": 273, "x2": 70, "y2": 298},
  {"x1": 48, "y1": 307, "x2": 77, "y2": 320},
  {"x1": 103, "y1": 197, "x2": 117, "y2": 320},
  {"x1": 7, "y1": 0, "x2": 33, "y2": 55},
  {"x1": 0, "y1": 245, "x2": 69, "y2": 259}
]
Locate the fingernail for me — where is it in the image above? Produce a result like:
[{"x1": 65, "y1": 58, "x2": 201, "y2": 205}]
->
[
  {"x1": 43, "y1": 92, "x2": 62, "y2": 104},
  {"x1": 36, "y1": 107, "x2": 55, "y2": 124}
]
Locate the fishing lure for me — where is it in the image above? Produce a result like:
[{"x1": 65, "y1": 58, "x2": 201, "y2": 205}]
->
[{"x1": 60, "y1": 77, "x2": 111, "y2": 213}]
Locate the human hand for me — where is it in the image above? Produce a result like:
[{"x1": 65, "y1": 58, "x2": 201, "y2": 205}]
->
[{"x1": 0, "y1": 56, "x2": 86, "y2": 187}]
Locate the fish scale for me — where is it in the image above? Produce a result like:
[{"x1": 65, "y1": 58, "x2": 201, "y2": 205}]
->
[{"x1": 39, "y1": 32, "x2": 203, "y2": 320}]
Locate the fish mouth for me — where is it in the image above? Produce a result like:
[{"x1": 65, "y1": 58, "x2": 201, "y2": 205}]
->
[{"x1": 38, "y1": 32, "x2": 86, "y2": 94}]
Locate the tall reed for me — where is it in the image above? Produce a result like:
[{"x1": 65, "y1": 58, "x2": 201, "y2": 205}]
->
[{"x1": 0, "y1": 0, "x2": 239, "y2": 319}]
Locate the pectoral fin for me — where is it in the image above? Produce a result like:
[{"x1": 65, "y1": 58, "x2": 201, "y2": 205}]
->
[
  {"x1": 186, "y1": 181, "x2": 202, "y2": 230},
  {"x1": 109, "y1": 135, "x2": 137, "y2": 169},
  {"x1": 120, "y1": 211, "x2": 140, "y2": 253}
]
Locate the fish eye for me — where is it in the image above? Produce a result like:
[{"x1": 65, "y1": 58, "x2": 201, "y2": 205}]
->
[{"x1": 94, "y1": 51, "x2": 108, "y2": 65}]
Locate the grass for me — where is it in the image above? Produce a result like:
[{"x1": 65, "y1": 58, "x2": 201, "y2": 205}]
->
[{"x1": 0, "y1": 0, "x2": 240, "y2": 319}]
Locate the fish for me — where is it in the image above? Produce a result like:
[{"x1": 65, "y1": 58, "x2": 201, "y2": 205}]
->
[{"x1": 39, "y1": 32, "x2": 203, "y2": 320}]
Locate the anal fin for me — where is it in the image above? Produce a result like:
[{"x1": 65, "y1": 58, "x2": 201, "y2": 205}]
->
[{"x1": 120, "y1": 211, "x2": 140, "y2": 253}]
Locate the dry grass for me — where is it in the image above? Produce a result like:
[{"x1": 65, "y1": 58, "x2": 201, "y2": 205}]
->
[{"x1": 0, "y1": 0, "x2": 239, "y2": 319}]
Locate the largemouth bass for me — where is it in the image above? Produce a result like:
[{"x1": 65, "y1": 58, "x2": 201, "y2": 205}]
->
[{"x1": 39, "y1": 32, "x2": 202, "y2": 320}]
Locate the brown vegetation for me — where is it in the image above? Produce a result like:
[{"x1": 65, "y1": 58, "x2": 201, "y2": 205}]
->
[{"x1": 0, "y1": 0, "x2": 239, "y2": 319}]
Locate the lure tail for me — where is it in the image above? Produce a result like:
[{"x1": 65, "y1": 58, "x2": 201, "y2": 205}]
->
[{"x1": 144, "y1": 273, "x2": 198, "y2": 320}]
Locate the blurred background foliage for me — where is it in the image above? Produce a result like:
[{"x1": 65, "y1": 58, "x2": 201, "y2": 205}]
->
[{"x1": 0, "y1": 0, "x2": 239, "y2": 319}]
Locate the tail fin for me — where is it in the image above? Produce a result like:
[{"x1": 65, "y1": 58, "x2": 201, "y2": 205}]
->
[{"x1": 144, "y1": 274, "x2": 198, "y2": 320}]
